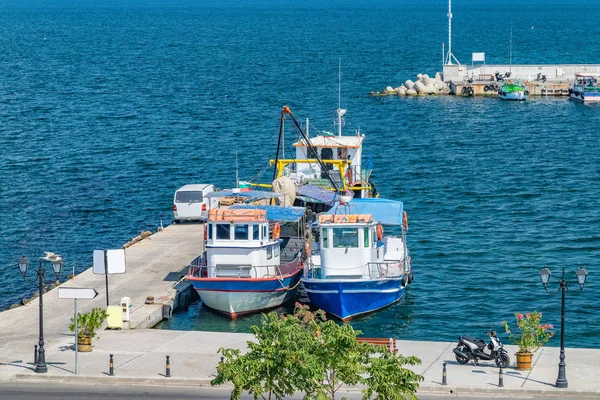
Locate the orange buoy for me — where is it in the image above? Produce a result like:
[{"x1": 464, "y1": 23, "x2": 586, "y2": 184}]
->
[
  {"x1": 376, "y1": 224, "x2": 383, "y2": 241},
  {"x1": 273, "y1": 222, "x2": 281, "y2": 240},
  {"x1": 403, "y1": 211, "x2": 408, "y2": 229}
]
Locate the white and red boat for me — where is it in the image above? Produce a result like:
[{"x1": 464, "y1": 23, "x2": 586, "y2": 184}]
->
[{"x1": 186, "y1": 207, "x2": 306, "y2": 318}]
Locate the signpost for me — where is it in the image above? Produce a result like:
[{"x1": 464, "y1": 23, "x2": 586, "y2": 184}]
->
[
  {"x1": 58, "y1": 287, "x2": 99, "y2": 375},
  {"x1": 93, "y1": 249, "x2": 126, "y2": 306}
]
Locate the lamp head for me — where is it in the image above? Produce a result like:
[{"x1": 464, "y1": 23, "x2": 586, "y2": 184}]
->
[
  {"x1": 539, "y1": 267, "x2": 551, "y2": 287},
  {"x1": 51, "y1": 257, "x2": 63, "y2": 278},
  {"x1": 18, "y1": 256, "x2": 29, "y2": 278},
  {"x1": 576, "y1": 267, "x2": 588, "y2": 289}
]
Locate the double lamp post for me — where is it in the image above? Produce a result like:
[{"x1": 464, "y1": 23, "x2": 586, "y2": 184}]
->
[
  {"x1": 18, "y1": 253, "x2": 63, "y2": 374},
  {"x1": 539, "y1": 266, "x2": 588, "y2": 389}
]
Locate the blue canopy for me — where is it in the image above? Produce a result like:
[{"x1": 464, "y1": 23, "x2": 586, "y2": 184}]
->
[
  {"x1": 324, "y1": 198, "x2": 404, "y2": 226},
  {"x1": 296, "y1": 184, "x2": 337, "y2": 206},
  {"x1": 205, "y1": 190, "x2": 282, "y2": 199},
  {"x1": 230, "y1": 205, "x2": 306, "y2": 222}
]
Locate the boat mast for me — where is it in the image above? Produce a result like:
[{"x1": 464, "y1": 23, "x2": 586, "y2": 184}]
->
[
  {"x1": 337, "y1": 59, "x2": 343, "y2": 137},
  {"x1": 509, "y1": 23, "x2": 513, "y2": 73},
  {"x1": 235, "y1": 150, "x2": 239, "y2": 188}
]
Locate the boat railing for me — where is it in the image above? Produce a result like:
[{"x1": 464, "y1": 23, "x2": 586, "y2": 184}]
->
[{"x1": 304, "y1": 259, "x2": 406, "y2": 280}]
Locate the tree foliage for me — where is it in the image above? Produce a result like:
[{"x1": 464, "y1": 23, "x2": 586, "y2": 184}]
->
[{"x1": 211, "y1": 304, "x2": 423, "y2": 400}]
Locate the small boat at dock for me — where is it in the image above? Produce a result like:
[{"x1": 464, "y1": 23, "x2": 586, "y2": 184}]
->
[
  {"x1": 302, "y1": 197, "x2": 412, "y2": 321},
  {"x1": 498, "y1": 79, "x2": 528, "y2": 101},
  {"x1": 569, "y1": 74, "x2": 600, "y2": 103},
  {"x1": 186, "y1": 206, "x2": 307, "y2": 318}
]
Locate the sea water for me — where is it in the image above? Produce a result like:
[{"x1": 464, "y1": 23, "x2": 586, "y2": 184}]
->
[{"x1": 1, "y1": 0, "x2": 599, "y2": 347}]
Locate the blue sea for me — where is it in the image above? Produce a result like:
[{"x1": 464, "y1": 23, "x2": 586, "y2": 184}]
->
[{"x1": 1, "y1": 0, "x2": 599, "y2": 348}]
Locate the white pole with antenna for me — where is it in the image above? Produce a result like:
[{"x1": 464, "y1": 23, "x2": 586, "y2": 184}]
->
[
  {"x1": 235, "y1": 150, "x2": 239, "y2": 188},
  {"x1": 509, "y1": 23, "x2": 513, "y2": 74},
  {"x1": 336, "y1": 59, "x2": 345, "y2": 137},
  {"x1": 282, "y1": 117, "x2": 285, "y2": 159},
  {"x1": 445, "y1": 0, "x2": 460, "y2": 66}
]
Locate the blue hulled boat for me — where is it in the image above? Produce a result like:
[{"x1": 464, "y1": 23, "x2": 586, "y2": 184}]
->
[{"x1": 302, "y1": 197, "x2": 413, "y2": 321}]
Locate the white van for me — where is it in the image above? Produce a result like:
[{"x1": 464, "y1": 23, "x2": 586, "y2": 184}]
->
[{"x1": 173, "y1": 184, "x2": 216, "y2": 222}]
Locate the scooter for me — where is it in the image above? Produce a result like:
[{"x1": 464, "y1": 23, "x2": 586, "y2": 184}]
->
[{"x1": 452, "y1": 330, "x2": 510, "y2": 368}]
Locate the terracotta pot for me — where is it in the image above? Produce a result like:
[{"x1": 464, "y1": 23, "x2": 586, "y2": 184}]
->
[
  {"x1": 515, "y1": 352, "x2": 533, "y2": 370},
  {"x1": 78, "y1": 335, "x2": 92, "y2": 352}
]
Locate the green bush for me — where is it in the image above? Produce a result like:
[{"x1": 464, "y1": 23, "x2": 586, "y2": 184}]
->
[
  {"x1": 211, "y1": 303, "x2": 423, "y2": 400},
  {"x1": 69, "y1": 307, "x2": 109, "y2": 339}
]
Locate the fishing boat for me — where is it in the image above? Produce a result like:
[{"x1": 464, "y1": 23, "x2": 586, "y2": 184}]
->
[
  {"x1": 498, "y1": 79, "x2": 528, "y2": 101},
  {"x1": 246, "y1": 66, "x2": 377, "y2": 213},
  {"x1": 569, "y1": 74, "x2": 600, "y2": 103},
  {"x1": 186, "y1": 205, "x2": 307, "y2": 318},
  {"x1": 302, "y1": 197, "x2": 412, "y2": 321}
]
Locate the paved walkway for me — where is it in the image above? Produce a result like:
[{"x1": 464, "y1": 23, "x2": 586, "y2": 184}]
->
[
  {"x1": 0, "y1": 224, "x2": 203, "y2": 380},
  {"x1": 4, "y1": 329, "x2": 600, "y2": 398}
]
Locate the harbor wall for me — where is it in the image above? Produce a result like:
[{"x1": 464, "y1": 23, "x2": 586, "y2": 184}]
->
[{"x1": 443, "y1": 64, "x2": 600, "y2": 82}]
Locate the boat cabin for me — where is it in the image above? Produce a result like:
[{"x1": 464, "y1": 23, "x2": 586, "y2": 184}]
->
[
  {"x1": 315, "y1": 213, "x2": 388, "y2": 279},
  {"x1": 574, "y1": 73, "x2": 600, "y2": 88},
  {"x1": 205, "y1": 209, "x2": 280, "y2": 278}
]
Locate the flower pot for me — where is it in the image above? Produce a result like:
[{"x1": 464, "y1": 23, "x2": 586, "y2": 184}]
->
[
  {"x1": 78, "y1": 335, "x2": 92, "y2": 352},
  {"x1": 515, "y1": 352, "x2": 533, "y2": 370}
]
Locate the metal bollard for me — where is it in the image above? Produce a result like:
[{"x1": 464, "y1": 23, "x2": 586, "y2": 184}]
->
[
  {"x1": 499, "y1": 367, "x2": 504, "y2": 387},
  {"x1": 220, "y1": 356, "x2": 224, "y2": 363},
  {"x1": 442, "y1": 362, "x2": 447, "y2": 385},
  {"x1": 34, "y1": 345, "x2": 38, "y2": 365},
  {"x1": 166, "y1": 355, "x2": 171, "y2": 378},
  {"x1": 109, "y1": 354, "x2": 114, "y2": 376}
]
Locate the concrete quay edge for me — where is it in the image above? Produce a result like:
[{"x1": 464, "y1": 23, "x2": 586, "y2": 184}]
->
[{"x1": 12, "y1": 373, "x2": 600, "y2": 398}]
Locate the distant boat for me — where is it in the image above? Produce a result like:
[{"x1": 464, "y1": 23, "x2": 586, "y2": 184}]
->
[
  {"x1": 498, "y1": 79, "x2": 528, "y2": 101},
  {"x1": 569, "y1": 73, "x2": 600, "y2": 103},
  {"x1": 186, "y1": 206, "x2": 306, "y2": 318},
  {"x1": 302, "y1": 197, "x2": 413, "y2": 321}
]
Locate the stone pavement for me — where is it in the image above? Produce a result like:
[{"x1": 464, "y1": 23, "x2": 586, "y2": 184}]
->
[
  {"x1": 0, "y1": 224, "x2": 203, "y2": 381},
  {"x1": 4, "y1": 329, "x2": 600, "y2": 398}
]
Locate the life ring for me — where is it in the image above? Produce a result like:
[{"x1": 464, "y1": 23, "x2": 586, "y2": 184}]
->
[
  {"x1": 402, "y1": 211, "x2": 408, "y2": 229},
  {"x1": 273, "y1": 223, "x2": 281, "y2": 240},
  {"x1": 376, "y1": 224, "x2": 383, "y2": 241}
]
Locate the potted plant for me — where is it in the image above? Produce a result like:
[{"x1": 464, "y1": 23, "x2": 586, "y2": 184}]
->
[
  {"x1": 502, "y1": 311, "x2": 554, "y2": 370},
  {"x1": 69, "y1": 307, "x2": 109, "y2": 352}
]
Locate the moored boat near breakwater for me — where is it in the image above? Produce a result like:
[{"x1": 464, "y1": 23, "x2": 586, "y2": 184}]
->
[
  {"x1": 186, "y1": 206, "x2": 306, "y2": 318},
  {"x1": 302, "y1": 197, "x2": 412, "y2": 321}
]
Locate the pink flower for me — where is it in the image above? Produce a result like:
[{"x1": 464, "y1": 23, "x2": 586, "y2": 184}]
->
[
  {"x1": 517, "y1": 313, "x2": 524, "y2": 320},
  {"x1": 526, "y1": 313, "x2": 531, "y2": 319},
  {"x1": 548, "y1": 324, "x2": 554, "y2": 329}
]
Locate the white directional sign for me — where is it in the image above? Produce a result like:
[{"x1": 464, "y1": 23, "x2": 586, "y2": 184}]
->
[
  {"x1": 58, "y1": 287, "x2": 99, "y2": 300},
  {"x1": 93, "y1": 249, "x2": 126, "y2": 275}
]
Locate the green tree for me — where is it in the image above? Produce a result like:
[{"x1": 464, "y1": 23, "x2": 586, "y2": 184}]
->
[{"x1": 211, "y1": 304, "x2": 423, "y2": 400}]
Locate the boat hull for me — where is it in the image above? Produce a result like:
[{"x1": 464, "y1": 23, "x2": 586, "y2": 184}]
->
[
  {"x1": 570, "y1": 91, "x2": 600, "y2": 103},
  {"x1": 188, "y1": 267, "x2": 302, "y2": 318},
  {"x1": 302, "y1": 277, "x2": 405, "y2": 321},
  {"x1": 499, "y1": 91, "x2": 526, "y2": 101}
]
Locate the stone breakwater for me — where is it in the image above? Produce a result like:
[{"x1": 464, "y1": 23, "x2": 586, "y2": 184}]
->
[{"x1": 371, "y1": 72, "x2": 450, "y2": 96}]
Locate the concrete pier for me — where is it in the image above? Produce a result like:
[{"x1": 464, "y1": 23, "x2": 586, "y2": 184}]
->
[{"x1": 0, "y1": 223, "x2": 203, "y2": 379}]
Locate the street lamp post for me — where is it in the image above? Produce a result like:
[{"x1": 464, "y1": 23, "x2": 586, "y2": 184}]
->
[
  {"x1": 539, "y1": 266, "x2": 588, "y2": 389},
  {"x1": 18, "y1": 253, "x2": 63, "y2": 374}
]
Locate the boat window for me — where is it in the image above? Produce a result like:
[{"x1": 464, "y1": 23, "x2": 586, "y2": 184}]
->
[
  {"x1": 363, "y1": 228, "x2": 369, "y2": 248},
  {"x1": 175, "y1": 191, "x2": 203, "y2": 203},
  {"x1": 208, "y1": 224, "x2": 213, "y2": 240},
  {"x1": 263, "y1": 225, "x2": 267, "y2": 239},
  {"x1": 371, "y1": 229, "x2": 376, "y2": 247},
  {"x1": 216, "y1": 224, "x2": 230, "y2": 240},
  {"x1": 273, "y1": 244, "x2": 280, "y2": 257},
  {"x1": 267, "y1": 246, "x2": 272, "y2": 260},
  {"x1": 253, "y1": 225, "x2": 260, "y2": 240},
  {"x1": 234, "y1": 224, "x2": 249, "y2": 240},
  {"x1": 322, "y1": 228, "x2": 329, "y2": 248},
  {"x1": 333, "y1": 228, "x2": 358, "y2": 248}
]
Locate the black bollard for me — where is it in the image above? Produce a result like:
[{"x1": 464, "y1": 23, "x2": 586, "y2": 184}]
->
[
  {"x1": 220, "y1": 356, "x2": 224, "y2": 363},
  {"x1": 109, "y1": 354, "x2": 114, "y2": 376},
  {"x1": 166, "y1": 355, "x2": 171, "y2": 378},
  {"x1": 34, "y1": 345, "x2": 38, "y2": 365},
  {"x1": 499, "y1": 367, "x2": 504, "y2": 387},
  {"x1": 442, "y1": 362, "x2": 447, "y2": 385}
]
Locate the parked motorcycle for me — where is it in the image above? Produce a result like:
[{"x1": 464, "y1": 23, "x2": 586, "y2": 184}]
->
[{"x1": 452, "y1": 330, "x2": 510, "y2": 368}]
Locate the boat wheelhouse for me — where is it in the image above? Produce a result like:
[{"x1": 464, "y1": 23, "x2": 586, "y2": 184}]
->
[
  {"x1": 302, "y1": 198, "x2": 412, "y2": 321},
  {"x1": 570, "y1": 73, "x2": 600, "y2": 103},
  {"x1": 498, "y1": 79, "x2": 528, "y2": 101},
  {"x1": 186, "y1": 207, "x2": 305, "y2": 318}
]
